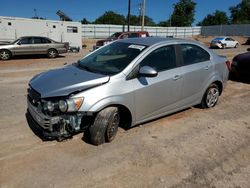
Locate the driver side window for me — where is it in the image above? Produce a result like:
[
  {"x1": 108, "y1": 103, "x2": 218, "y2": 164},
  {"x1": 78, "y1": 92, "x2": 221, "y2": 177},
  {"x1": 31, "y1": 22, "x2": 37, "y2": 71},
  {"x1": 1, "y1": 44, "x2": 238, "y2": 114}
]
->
[
  {"x1": 19, "y1": 37, "x2": 32, "y2": 45},
  {"x1": 140, "y1": 45, "x2": 177, "y2": 72}
]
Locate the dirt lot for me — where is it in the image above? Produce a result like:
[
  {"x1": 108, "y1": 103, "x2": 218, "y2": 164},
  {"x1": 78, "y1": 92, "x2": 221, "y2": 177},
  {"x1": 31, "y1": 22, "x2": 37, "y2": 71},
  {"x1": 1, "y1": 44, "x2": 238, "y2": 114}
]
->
[{"x1": 0, "y1": 38, "x2": 250, "y2": 188}]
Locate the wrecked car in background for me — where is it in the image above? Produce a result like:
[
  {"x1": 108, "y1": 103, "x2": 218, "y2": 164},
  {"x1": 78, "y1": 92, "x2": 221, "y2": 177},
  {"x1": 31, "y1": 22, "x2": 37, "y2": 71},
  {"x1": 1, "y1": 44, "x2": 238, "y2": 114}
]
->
[
  {"x1": 210, "y1": 37, "x2": 239, "y2": 49},
  {"x1": 93, "y1": 31, "x2": 149, "y2": 50},
  {"x1": 27, "y1": 37, "x2": 230, "y2": 145}
]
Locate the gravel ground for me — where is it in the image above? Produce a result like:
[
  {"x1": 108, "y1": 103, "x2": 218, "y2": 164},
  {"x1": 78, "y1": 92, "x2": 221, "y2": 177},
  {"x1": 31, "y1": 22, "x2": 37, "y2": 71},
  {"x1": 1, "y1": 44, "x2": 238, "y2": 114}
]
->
[{"x1": 0, "y1": 39, "x2": 250, "y2": 188}]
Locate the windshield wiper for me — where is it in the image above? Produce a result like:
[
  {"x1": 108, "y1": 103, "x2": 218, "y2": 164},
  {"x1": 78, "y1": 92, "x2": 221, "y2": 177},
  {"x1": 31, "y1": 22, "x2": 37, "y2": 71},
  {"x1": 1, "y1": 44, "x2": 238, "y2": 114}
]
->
[{"x1": 77, "y1": 61, "x2": 104, "y2": 75}]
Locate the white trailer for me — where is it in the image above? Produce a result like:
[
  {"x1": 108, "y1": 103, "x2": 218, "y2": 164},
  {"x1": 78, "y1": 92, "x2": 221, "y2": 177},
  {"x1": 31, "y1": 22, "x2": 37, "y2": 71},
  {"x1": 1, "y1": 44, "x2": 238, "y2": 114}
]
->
[{"x1": 0, "y1": 16, "x2": 82, "y2": 49}]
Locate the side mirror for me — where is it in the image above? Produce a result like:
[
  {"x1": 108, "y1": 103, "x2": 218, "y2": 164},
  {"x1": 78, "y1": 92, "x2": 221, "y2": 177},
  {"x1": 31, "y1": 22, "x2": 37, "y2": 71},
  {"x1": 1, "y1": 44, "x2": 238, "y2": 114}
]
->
[
  {"x1": 138, "y1": 66, "x2": 158, "y2": 77},
  {"x1": 17, "y1": 42, "x2": 21, "y2": 45}
]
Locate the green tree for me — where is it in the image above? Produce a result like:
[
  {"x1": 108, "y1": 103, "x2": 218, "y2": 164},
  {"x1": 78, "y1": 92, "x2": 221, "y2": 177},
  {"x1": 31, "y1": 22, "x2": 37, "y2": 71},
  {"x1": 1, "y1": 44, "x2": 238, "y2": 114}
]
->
[
  {"x1": 127, "y1": 15, "x2": 155, "y2": 26},
  {"x1": 129, "y1": 15, "x2": 140, "y2": 25},
  {"x1": 158, "y1": 20, "x2": 171, "y2": 27},
  {"x1": 230, "y1": 0, "x2": 250, "y2": 24},
  {"x1": 94, "y1": 11, "x2": 126, "y2": 25},
  {"x1": 197, "y1": 10, "x2": 229, "y2": 26},
  {"x1": 171, "y1": 0, "x2": 196, "y2": 26},
  {"x1": 81, "y1": 18, "x2": 90, "y2": 24},
  {"x1": 144, "y1": 16, "x2": 156, "y2": 26}
]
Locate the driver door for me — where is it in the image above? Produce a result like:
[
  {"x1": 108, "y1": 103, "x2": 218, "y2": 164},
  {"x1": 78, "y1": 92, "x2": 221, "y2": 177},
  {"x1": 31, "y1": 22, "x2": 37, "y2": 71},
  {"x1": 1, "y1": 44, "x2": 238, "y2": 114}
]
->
[
  {"x1": 13, "y1": 37, "x2": 33, "y2": 55},
  {"x1": 130, "y1": 45, "x2": 183, "y2": 123}
]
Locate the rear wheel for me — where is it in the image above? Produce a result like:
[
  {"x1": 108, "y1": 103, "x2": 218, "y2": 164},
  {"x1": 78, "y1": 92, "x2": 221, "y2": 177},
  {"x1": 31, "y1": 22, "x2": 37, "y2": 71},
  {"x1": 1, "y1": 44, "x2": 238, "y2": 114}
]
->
[
  {"x1": 47, "y1": 49, "x2": 58, "y2": 58},
  {"x1": 89, "y1": 107, "x2": 120, "y2": 145},
  {"x1": 0, "y1": 50, "x2": 11, "y2": 60},
  {"x1": 201, "y1": 83, "x2": 220, "y2": 108},
  {"x1": 222, "y1": 44, "x2": 226, "y2": 49}
]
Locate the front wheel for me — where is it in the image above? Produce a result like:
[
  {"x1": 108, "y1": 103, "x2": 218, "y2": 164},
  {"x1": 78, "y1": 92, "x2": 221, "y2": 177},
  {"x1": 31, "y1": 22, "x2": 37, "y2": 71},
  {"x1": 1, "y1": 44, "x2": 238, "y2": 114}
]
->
[
  {"x1": 201, "y1": 84, "x2": 220, "y2": 108},
  {"x1": 0, "y1": 50, "x2": 11, "y2": 60},
  {"x1": 89, "y1": 107, "x2": 120, "y2": 145},
  {"x1": 234, "y1": 43, "x2": 239, "y2": 48},
  {"x1": 47, "y1": 49, "x2": 58, "y2": 58}
]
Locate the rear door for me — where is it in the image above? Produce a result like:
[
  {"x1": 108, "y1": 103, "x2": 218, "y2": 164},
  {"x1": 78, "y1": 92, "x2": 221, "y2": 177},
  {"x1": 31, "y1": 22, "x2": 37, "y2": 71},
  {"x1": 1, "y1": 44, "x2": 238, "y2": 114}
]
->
[
  {"x1": 131, "y1": 45, "x2": 183, "y2": 122},
  {"x1": 178, "y1": 43, "x2": 212, "y2": 106},
  {"x1": 225, "y1": 38, "x2": 234, "y2": 47},
  {"x1": 32, "y1": 37, "x2": 51, "y2": 54}
]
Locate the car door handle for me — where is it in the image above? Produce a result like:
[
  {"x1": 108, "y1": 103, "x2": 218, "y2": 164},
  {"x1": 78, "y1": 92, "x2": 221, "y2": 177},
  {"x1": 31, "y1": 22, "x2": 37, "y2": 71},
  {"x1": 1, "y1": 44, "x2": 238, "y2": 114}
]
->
[
  {"x1": 204, "y1": 66, "x2": 209, "y2": 70},
  {"x1": 173, "y1": 75, "x2": 182, "y2": 80}
]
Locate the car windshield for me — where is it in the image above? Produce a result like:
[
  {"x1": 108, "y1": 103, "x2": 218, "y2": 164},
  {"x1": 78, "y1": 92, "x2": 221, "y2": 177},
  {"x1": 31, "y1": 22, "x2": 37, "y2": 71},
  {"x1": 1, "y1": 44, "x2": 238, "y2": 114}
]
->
[
  {"x1": 11, "y1": 39, "x2": 20, "y2": 44},
  {"x1": 108, "y1": 32, "x2": 122, "y2": 40},
  {"x1": 213, "y1": 38, "x2": 224, "y2": 41},
  {"x1": 78, "y1": 42, "x2": 147, "y2": 75}
]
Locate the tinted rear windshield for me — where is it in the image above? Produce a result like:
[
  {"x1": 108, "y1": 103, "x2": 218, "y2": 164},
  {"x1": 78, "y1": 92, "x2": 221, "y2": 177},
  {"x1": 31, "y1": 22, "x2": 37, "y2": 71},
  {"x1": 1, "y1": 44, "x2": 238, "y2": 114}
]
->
[{"x1": 78, "y1": 42, "x2": 147, "y2": 75}]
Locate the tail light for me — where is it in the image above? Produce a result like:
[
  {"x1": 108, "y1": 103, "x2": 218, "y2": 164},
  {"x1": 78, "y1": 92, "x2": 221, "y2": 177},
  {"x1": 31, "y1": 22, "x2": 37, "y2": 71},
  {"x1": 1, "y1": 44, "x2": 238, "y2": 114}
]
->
[
  {"x1": 64, "y1": 42, "x2": 69, "y2": 50},
  {"x1": 225, "y1": 60, "x2": 231, "y2": 71}
]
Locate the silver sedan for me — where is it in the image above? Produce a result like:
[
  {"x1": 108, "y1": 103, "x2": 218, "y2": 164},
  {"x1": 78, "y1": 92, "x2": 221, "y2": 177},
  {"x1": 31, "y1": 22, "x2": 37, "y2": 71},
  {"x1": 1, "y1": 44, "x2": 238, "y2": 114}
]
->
[
  {"x1": 27, "y1": 37, "x2": 230, "y2": 145},
  {"x1": 0, "y1": 36, "x2": 68, "y2": 60}
]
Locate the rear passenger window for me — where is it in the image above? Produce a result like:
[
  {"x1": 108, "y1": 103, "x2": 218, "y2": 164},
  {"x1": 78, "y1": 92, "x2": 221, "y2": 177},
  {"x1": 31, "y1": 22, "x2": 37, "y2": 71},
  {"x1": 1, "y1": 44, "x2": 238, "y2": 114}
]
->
[
  {"x1": 41, "y1": 38, "x2": 51, "y2": 44},
  {"x1": 140, "y1": 45, "x2": 176, "y2": 72},
  {"x1": 180, "y1": 44, "x2": 210, "y2": 65},
  {"x1": 33, "y1": 37, "x2": 42, "y2": 44}
]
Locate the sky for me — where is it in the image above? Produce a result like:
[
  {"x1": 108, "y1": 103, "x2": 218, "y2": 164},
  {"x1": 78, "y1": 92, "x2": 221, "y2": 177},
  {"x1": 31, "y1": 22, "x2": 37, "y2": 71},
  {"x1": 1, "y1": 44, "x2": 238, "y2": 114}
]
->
[{"x1": 0, "y1": 0, "x2": 242, "y2": 25}]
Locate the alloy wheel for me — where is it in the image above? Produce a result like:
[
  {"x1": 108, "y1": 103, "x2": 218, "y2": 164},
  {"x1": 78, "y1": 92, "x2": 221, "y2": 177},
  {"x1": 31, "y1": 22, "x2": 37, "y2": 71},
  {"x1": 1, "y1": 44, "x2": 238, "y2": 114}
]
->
[
  {"x1": 206, "y1": 87, "x2": 219, "y2": 108},
  {"x1": 0, "y1": 51, "x2": 10, "y2": 60}
]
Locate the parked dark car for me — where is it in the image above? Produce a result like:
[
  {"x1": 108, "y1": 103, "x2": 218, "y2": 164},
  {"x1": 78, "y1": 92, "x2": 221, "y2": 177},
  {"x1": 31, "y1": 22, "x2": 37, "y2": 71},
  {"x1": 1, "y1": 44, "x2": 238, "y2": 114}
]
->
[
  {"x1": 244, "y1": 37, "x2": 250, "y2": 45},
  {"x1": 93, "y1": 31, "x2": 149, "y2": 50},
  {"x1": 0, "y1": 36, "x2": 68, "y2": 60},
  {"x1": 231, "y1": 48, "x2": 250, "y2": 81}
]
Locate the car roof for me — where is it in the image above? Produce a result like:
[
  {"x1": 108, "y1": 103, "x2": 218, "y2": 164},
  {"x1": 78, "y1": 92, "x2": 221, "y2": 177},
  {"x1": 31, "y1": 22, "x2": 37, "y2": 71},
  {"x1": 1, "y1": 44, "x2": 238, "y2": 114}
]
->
[
  {"x1": 119, "y1": 37, "x2": 196, "y2": 46},
  {"x1": 19, "y1": 36, "x2": 51, "y2": 39},
  {"x1": 116, "y1": 31, "x2": 148, "y2": 34}
]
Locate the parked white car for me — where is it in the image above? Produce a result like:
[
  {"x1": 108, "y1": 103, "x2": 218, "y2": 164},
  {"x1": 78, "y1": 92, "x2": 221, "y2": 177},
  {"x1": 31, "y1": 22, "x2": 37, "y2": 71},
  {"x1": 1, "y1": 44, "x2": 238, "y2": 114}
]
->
[{"x1": 210, "y1": 37, "x2": 239, "y2": 49}]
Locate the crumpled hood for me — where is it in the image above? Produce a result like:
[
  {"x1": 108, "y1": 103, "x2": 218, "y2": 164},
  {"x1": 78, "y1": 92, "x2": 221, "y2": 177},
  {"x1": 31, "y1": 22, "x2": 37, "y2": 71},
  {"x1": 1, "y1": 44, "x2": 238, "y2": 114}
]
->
[{"x1": 29, "y1": 64, "x2": 110, "y2": 98}]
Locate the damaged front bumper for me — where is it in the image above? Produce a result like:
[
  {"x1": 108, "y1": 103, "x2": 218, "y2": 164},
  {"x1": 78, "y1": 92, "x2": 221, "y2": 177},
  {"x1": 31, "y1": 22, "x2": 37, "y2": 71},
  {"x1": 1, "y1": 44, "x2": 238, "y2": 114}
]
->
[{"x1": 27, "y1": 100, "x2": 86, "y2": 141}]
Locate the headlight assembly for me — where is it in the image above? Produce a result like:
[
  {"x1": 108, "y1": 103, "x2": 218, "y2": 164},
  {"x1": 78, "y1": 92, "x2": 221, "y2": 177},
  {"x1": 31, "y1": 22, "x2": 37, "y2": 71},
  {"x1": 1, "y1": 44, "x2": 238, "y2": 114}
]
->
[
  {"x1": 46, "y1": 101, "x2": 54, "y2": 112},
  {"x1": 66, "y1": 97, "x2": 84, "y2": 112},
  {"x1": 43, "y1": 97, "x2": 84, "y2": 113},
  {"x1": 59, "y1": 100, "x2": 68, "y2": 112},
  {"x1": 232, "y1": 61, "x2": 237, "y2": 66}
]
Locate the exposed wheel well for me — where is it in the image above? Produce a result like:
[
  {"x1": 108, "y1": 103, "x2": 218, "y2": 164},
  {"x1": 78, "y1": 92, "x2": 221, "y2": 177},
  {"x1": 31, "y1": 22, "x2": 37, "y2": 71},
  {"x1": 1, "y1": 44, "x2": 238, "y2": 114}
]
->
[
  {"x1": 0, "y1": 49, "x2": 12, "y2": 56},
  {"x1": 99, "y1": 104, "x2": 132, "y2": 130},
  {"x1": 47, "y1": 48, "x2": 58, "y2": 53},
  {"x1": 213, "y1": 81, "x2": 223, "y2": 95}
]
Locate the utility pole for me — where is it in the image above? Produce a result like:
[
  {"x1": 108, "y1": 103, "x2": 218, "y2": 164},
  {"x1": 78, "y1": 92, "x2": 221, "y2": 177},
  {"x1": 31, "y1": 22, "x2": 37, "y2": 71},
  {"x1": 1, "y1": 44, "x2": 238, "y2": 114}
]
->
[
  {"x1": 141, "y1": 0, "x2": 145, "y2": 31},
  {"x1": 34, "y1": 9, "x2": 38, "y2": 18},
  {"x1": 127, "y1": 0, "x2": 131, "y2": 32}
]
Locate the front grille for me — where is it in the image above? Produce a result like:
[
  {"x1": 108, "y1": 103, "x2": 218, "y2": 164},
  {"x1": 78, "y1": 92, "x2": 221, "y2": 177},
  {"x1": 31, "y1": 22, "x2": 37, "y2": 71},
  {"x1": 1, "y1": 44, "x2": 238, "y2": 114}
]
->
[{"x1": 27, "y1": 100, "x2": 59, "y2": 130}]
